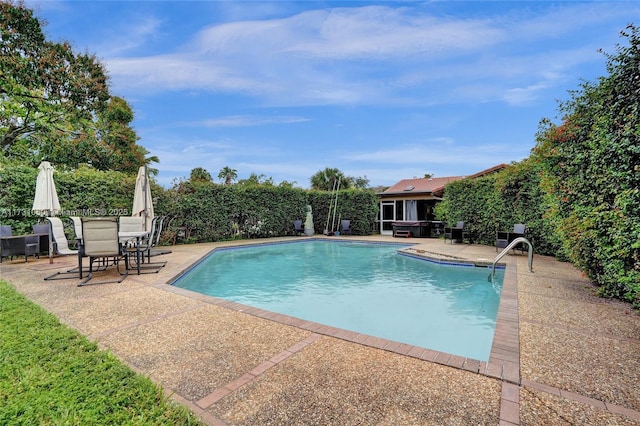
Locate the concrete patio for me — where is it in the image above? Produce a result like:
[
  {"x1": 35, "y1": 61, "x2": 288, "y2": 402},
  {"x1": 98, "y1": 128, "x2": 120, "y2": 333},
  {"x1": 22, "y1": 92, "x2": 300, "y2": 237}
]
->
[{"x1": 1, "y1": 235, "x2": 639, "y2": 425}]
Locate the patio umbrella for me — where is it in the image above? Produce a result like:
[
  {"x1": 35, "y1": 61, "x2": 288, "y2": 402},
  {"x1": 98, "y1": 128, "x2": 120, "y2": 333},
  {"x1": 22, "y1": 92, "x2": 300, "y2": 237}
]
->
[
  {"x1": 132, "y1": 165, "x2": 154, "y2": 232},
  {"x1": 32, "y1": 161, "x2": 61, "y2": 263}
]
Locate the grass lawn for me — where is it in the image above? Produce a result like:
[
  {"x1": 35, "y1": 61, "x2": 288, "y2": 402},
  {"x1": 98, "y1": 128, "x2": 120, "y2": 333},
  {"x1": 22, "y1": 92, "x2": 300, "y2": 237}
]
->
[{"x1": 0, "y1": 280, "x2": 203, "y2": 425}]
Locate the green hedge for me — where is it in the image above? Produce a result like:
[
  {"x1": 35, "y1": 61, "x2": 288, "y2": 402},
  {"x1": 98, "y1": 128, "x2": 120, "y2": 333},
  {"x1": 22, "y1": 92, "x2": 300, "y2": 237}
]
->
[
  {"x1": 162, "y1": 181, "x2": 379, "y2": 243},
  {"x1": 531, "y1": 25, "x2": 640, "y2": 307},
  {"x1": 435, "y1": 159, "x2": 561, "y2": 257},
  {"x1": 1, "y1": 162, "x2": 379, "y2": 244},
  {"x1": 0, "y1": 162, "x2": 139, "y2": 234},
  {"x1": 436, "y1": 26, "x2": 640, "y2": 309}
]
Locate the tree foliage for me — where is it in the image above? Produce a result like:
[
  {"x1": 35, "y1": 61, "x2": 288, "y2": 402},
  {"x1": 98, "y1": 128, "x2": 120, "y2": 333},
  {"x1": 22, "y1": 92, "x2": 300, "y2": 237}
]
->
[
  {"x1": 189, "y1": 167, "x2": 213, "y2": 183},
  {"x1": 310, "y1": 167, "x2": 350, "y2": 190},
  {"x1": 436, "y1": 160, "x2": 560, "y2": 256},
  {"x1": 0, "y1": 1, "x2": 148, "y2": 173},
  {"x1": 0, "y1": 160, "x2": 138, "y2": 233},
  {"x1": 217, "y1": 166, "x2": 237, "y2": 185}
]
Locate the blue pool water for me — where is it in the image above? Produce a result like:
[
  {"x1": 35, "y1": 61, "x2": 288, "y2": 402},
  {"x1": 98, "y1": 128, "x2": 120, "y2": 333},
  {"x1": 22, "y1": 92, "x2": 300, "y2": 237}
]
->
[{"x1": 172, "y1": 241, "x2": 504, "y2": 361}]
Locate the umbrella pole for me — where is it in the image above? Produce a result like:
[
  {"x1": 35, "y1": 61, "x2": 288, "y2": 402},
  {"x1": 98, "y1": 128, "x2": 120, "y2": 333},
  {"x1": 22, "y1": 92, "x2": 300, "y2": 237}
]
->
[
  {"x1": 144, "y1": 165, "x2": 148, "y2": 231},
  {"x1": 49, "y1": 225, "x2": 53, "y2": 264}
]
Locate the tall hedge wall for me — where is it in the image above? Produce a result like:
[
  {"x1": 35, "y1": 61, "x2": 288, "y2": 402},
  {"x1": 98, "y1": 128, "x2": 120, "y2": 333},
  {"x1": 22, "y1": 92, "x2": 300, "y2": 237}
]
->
[
  {"x1": 435, "y1": 159, "x2": 561, "y2": 257},
  {"x1": 1, "y1": 162, "x2": 380, "y2": 243},
  {"x1": 161, "y1": 181, "x2": 379, "y2": 243},
  {"x1": 0, "y1": 162, "x2": 138, "y2": 234},
  {"x1": 436, "y1": 27, "x2": 640, "y2": 308},
  {"x1": 530, "y1": 26, "x2": 640, "y2": 307}
]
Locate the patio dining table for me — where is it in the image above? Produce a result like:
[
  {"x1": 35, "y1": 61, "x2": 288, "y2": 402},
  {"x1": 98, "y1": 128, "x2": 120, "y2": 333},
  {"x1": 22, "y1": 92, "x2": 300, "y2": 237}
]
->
[{"x1": 75, "y1": 230, "x2": 150, "y2": 278}]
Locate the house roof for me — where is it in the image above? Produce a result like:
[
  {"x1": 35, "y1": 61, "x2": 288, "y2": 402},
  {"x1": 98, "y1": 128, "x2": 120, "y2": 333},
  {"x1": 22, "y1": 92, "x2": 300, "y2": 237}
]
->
[
  {"x1": 380, "y1": 176, "x2": 464, "y2": 196},
  {"x1": 379, "y1": 164, "x2": 508, "y2": 196}
]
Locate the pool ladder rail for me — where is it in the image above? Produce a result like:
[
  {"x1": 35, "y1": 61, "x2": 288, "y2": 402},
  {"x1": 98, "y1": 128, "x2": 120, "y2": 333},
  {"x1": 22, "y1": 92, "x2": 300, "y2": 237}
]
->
[{"x1": 489, "y1": 237, "x2": 533, "y2": 281}]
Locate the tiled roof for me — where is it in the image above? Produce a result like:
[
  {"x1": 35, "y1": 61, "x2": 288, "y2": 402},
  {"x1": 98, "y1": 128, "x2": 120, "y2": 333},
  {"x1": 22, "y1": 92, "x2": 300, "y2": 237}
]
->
[
  {"x1": 381, "y1": 176, "x2": 463, "y2": 195},
  {"x1": 380, "y1": 164, "x2": 509, "y2": 195}
]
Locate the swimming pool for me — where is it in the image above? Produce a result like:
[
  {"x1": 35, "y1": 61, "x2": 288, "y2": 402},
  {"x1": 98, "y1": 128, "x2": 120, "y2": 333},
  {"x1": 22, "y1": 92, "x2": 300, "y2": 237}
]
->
[{"x1": 172, "y1": 240, "x2": 504, "y2": 361}]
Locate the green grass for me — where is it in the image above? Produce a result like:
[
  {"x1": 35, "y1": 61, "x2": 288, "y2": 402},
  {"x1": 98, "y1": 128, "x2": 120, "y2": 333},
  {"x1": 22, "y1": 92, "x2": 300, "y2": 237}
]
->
[{"x1": 0, "y1": 280, "x2": 203, "y2": 425}]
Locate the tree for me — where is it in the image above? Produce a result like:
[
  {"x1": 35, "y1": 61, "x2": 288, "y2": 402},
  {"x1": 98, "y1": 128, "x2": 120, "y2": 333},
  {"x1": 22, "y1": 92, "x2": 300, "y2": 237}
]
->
[
  {"x1": 190, "y1": 167, "x2": 212, "y2": 182},
  {"x1": 309, "y1": 167, "x2": 351, "y2": 190},
  {"x1": 278, "y1": 180, "x2": 297, "y2": 189},
  {"x1": 0, "y1": 1, "x2": 149, "y2": 173},
  {"x1": 352, "y1": 175, "x2": 370, "y2": 189},
  {"x1": 93, "y1": 96, "x2": 147, "y2": 172},
  {"x1": 1, "y1": 2, "x2": 109, "y2": 148},
  {"x1": 217, "y1": 166, "x2": 237, "y2": 185},
  {"x1": 140, "y1": 146, "x2": 160, "y2": 176},
  {"x1": 237, "y1": 172, "x2": 274, "y2": 187}
]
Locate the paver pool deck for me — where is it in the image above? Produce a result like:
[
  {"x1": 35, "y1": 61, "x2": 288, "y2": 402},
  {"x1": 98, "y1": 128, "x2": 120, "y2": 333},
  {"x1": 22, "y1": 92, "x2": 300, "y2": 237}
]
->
[{"x1": 1, "y1": 235, "x2": 639, "y2": 425}]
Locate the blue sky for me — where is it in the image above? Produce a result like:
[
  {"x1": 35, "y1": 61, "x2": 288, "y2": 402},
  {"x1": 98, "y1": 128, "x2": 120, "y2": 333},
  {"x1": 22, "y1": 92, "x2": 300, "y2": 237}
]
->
[{"x1": 27, "y1": 1, "x2": 638, "y2": 188}]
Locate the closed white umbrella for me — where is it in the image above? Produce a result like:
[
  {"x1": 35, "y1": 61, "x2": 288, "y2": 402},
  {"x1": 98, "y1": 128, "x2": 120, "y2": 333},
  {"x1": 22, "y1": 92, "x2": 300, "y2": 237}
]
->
[
  {"x1": 132, "y1": 166, "x2": 154, "y2": 232},
  {"x1": 32, "y1": 161, "x2": 61, "y2": 263},
  {"x1": 32, "y1": 161, "x2": 61, "y2": 216}
]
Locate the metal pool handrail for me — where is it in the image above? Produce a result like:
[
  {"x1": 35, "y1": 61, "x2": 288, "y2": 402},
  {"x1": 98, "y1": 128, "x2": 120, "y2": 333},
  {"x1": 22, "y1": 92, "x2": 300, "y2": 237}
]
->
[{"x1": 489, "y1": 237, "x2": 533, "y2": 281}]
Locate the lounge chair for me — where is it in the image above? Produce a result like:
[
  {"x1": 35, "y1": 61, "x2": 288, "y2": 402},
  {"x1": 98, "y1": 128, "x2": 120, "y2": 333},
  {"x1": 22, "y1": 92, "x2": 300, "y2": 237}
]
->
[
  {"x1": 79, "y1": 217, "x2": 128, "y2": 286},
  {"x1": 43, "y1": 217, "x2": 84, "y2": 280},
  {"x1": 340, "y1": 219, "x2": 352, "y2": 235},
  {"x1": 293, "y1": 220, "x2": 304, "y2": 235}
]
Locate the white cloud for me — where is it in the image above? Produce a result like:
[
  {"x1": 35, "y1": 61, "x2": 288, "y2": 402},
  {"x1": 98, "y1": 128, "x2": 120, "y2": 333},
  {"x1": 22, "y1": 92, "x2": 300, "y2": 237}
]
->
[{"x1": 198, "y1": 115, "x2": 310, "y2": 128}]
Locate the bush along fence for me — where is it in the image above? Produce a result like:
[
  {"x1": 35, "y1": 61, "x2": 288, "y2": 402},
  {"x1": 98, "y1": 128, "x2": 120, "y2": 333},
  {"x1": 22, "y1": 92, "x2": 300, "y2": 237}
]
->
[{"x1": 1, "y1": 161, "x2": 379, "y2": 245}]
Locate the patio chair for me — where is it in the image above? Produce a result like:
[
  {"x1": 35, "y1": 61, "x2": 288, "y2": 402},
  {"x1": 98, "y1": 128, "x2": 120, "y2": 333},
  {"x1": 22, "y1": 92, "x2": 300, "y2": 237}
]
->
[
  {"x1": 148, "y1": 216, "x2": 172, "y2": 258},
  {"x1": 293, "y1": 220, "x2": 304, "y2": 235},
  {"x1": 79, "y1": 217, "x2": 128, "y2": 286},
  {"x1": 496, "y1": 223, "x2": 527, "y2": 253},
  {"x1": 43, "y1": 217, "x2": 86, "y2": 280},
  {"x1": 340, "y1": 219, "x2": 352, "y2": 235},
  {"x1": 32, "y1": 223, "x2": 50, "y2": 255},
  {"x1": 0, "y1": 225, "x2": 11, "y2": 237},
  {"x1": 444, "y1": 221, "x2": 469, "y2": 244},
  {"x1": 119, "y1": 216, "x2": 144, "y2": 232},
  {"x1": 69, "y1": 217, "x2": 83, "y2": 247},
  {"x1": 0, "y1": 225, "x2": 12, "y2": 262},
  {"x1": 124, "y1": 216, "x2": 167, "y2": 274},
  {"x1": 45, "y1": 217, "x2": 78, "y2": 256}
]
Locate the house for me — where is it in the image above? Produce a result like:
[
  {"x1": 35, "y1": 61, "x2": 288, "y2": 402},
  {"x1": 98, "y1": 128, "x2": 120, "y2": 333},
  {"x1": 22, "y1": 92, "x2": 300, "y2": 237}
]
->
[{"x1": 376, "y1": 164, "x2": 507, "y2": 236}]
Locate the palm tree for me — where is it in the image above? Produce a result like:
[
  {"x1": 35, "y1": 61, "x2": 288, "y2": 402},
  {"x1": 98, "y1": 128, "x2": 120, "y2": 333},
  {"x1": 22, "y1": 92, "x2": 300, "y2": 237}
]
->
[
  {"x1": 190, "y1": 167, "x2": 212, "y2": 182},
  {"x1": 140, "y1": 146, "x2": 160, "y2": 176},
  {"x1": 218, "y1": 166, "x2": 237, "y2": 185},
  {"x1": 310, "y1": 167, "x2": 350, "y2": 190}
]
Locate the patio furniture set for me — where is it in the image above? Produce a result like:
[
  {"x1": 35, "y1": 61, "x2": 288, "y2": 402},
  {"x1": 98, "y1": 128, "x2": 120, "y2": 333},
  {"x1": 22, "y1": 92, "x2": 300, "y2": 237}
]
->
[
  {"x1": 389, "y1": 220, "x2": 529, "y2": 252},
  {"x1": 0, "y1": 224, "x2": 50, "y2": 263},
  {"x1": 22, "y1": 215, "x2": 171, "y2": 286}
]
